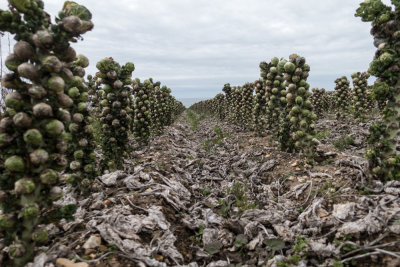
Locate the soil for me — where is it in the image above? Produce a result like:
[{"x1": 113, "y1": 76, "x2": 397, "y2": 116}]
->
[{"x1": 22, "y1": 111, "x2": 400, "y2": 267}]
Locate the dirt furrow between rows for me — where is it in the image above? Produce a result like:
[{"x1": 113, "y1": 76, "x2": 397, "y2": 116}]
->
[{"x1": 30, "y1": 112, "x2": 400, "y2": 267}]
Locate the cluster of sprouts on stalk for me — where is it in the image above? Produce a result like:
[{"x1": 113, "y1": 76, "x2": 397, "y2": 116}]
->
[
  {"x1": 253, "y1": 79, "x2": 266, "y2": 136},
  {"x1": 334, "y1": 76, "x2": 351, "y2": 119},
  {"x1": 351, "y1": 71, "x2": 371, "y2": 120},
  {"x1": 0, "y1": 1, "x2": 93, "y2": 265},
  {"x1": 310, "y1": 88, "x2": 327, "y2": 118},
  {"x1": 356, "y1": 0, "x2": 400, "y2": 180},
  {"x1": 95, "y1": 57, "x2": 135, "y2": 170}
]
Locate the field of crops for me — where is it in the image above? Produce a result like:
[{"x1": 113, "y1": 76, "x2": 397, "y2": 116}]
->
[{"x1": 0, "y1": 0, "x2": 400, "y2": 266}]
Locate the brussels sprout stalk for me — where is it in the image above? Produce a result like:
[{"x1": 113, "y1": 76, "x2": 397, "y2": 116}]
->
[
  {"x1": 356, "y1": 0, "x2": 400, "y2": 180},
  {"x1": 0, "y1": 1, "x2": 93, "y2": 265},
  {"x1": 95, "y1": 58, "x2": 134, "y2": 170}
]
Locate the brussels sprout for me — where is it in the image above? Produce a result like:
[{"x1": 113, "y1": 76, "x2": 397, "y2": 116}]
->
[
  {"x1": 62, "y1": 173, "x2": 77, "y2": 184},
  {"x1": 0, "y1": 214, "x2": 15, "y2": 230},
  {"x1": 107, "y1": 70, "x2": 117, "y2": 80},
  {"x1": 13, "y1": 112, "x2": 32, "y2": 128},
  {"x1": 33, "y1": 103, "x2": 53, "y2": 118},
  {"x1": 40, "y1": 169, "x2": 58, "y2": 184},
  {"x1": 62, "y1": 15, "x2": 82, "y2": 35},
  {"x1": 23, "y1": 129, "x2": 43, "y2": 146},
  {"x1": 284, "y1": 62, "x2": 296, "y2": 73},
  {"x1": 60, "y1": 67, "x2": 74, "y2": 81},
  {"x1": 78, "y1": 138, "x2": 88, "y2": 147},
  {"x1": 271, "y1": 57, "x2": 279, "y2": 66},
  {"x1": 5, "y1": 108, "x2": 15, "y2": 117},
  {"x1": 69, "y1": 123, "x2": 79, "y2": 132},
  {"x1": 13, "y1": 40, "x2": 33, "y2": 61},
  {"x1": 6, "y1": 53, "x2": 23, "y2": 72},
  {"x1": 291, "y1": 105, "x2": 301, "y2": 114},
  {"x1": 72, "y1": 113, "x2": 84, "y2": 123},
  {"x1": 18, "y1": 62, "x2": 38, "y2": 80},
  {"x1": 56, "y1": 140, "x2": 68, "y2": 153},
  {"x1": 30, "y1": 149, "x2": 49, "y2": 165},
  {"x1": 69, "y1": 160, "x2": 81, "y2": 170},
  {"x1": 75, "y1": 54, "x2": 89, "y2": 68},
  {"x1": 114, "y1": 80, "x2": 123, "y2": 89},
  {"x1": 58, "y1": 108, "x2": 72, "y2": 123},
  {"x1": 77, "y1": 102, "x2": 87, "y2": 112},
  {"x1": 32, "y1": 229, "x2": 49, "y2": 243},
  {"x1": 379, "y1": 52, "x2": 393, "y2": 66},
  {"x1": 45, "y1": 120, "x2": 64, "y2": 136},
  {"x1": 0, "y1": 133, "x2": 13, "y2": 147},
  {"x1": 48, "y1": 75, "x2": 65, "y2": 93},
  {"x1": 1, "y1": 73, "x2": 18, "y2": 89},
  {"x1": 42, "y1": 56, "x2": 62, "y2": 73},
  {"x1": 96, "y1": 58, "x2": 113, "y2": 73},
  {"x1": 5, "y1": 92, "x2": 23, "y2": 110},
  {"x1": 73, "y1": 150, "x2": 84, "y2": 159},
  {"x1": 52, "y1": 153, "x2": 68, "y2": 170},
  {"x1": 8, "y1": 242, "x2": 26, "y2": 258},
  {"x1": 14, "y1": 178, "x2": 35, "y2": 194},
  {"x1": 124, "y1": 62, "x2": 135, "y2": 72},
  {"x1": 79, "y1": 92, "x2": 89, "y2": 102},
  {"x1": 89, "y1": 152, "x2": 96, "y2": 160},
  {"x1": 295, "y1": 96, "x2": 303, "y2": 105},
  {"x1": 21, "y1": 204, "x2": 40, "y2": 219},
  {"x1": 302, "y1": 109, "x2": 310, "y2": 117},
  {"x1": 32, "y1": 30, "x2": 54, "y2": 49},
  {"x1": 310, "y1": 113, "x2": 317, "y2": 121},
  {"x1": 111, "y1": 119, "x2": 120, "y2": 127},
  {"x1": 74, "y1": 66, "x2": 86, "y2": 77},
  {"x1": 57, "y1": 94, "x2": 74, "y2": 108},
  {"x1": 103, "y1": 84, "x2": 112, "y2": 93},
  {"x1": 112, "y1": 101, "x2": 121, "y2": 108},
  {"x1": 28, "y1": 85, "x2": 47, "y2": 99}
]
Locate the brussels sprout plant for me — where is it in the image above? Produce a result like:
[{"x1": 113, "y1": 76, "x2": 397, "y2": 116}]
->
[
  {"x1": 241, "y1": 82, "x2": 254, "y2": 130},
  {"x1": 63, "y1": 56, "x2": 98, "y2": 191},
  {"x1": 253, "y1": 79, "x2": 267, "y2": 136},
  {"x1": 96, "y1": 58, "x2": 134, "y2": 170},
  {"x1": 261, "y1": 57, "x2": 287, "y2": 135},
  {"x1": 0, "y1": 1, "x2": 93, "y2": 265},
  {"x1": 280, "y1": 54, "x2": 317, "y2": 159},
  {"x1": 310, "y1": 88, "x2": 327, "y2": 118},
  {"x1": 334, "y1": 76, "x2": 351, "y2": 120},
  {"x1": 132, "y1": 78, "x2": 153, "y2": 145},
  {"x1": 351, "y1": 71, "x2": 370, "y2": 120},
  {"x1": 356, "y1": 0, "x2": 400, "y2": 180},
  {"x1": 222, "y1": 83, "x2": 234, "y2": 123}
]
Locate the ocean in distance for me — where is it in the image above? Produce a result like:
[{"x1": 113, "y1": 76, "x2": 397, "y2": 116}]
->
[{"x1": 178, "y1": 98, "x2": 208, "y2": 108}]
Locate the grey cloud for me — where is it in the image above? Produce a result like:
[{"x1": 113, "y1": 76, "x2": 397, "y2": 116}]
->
[{"x1": 0, "y1": 0, "x2": 382, "y2": 100}]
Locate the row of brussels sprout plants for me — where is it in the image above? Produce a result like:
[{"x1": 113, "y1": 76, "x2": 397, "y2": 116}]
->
[
  {"x1": 191, "y1": 54, "x2": 319, "y2": 159},
  {"x1": 0, "y1": 1, "x2": 184, "y2": 266},
  {"x1": 191, "y1": 0, "x2": 400, "y2": 184}
]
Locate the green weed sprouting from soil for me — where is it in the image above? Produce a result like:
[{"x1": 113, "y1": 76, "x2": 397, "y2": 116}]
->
[
  {"x1": 333, "y1": 136, "x2": 355, "y2": 150},
  {"x1": 186, "y1": 110, "x2": 206, "y2": 131},
  {"x1": 218, "y1": 181, "x2": 258, "y2": 218},
  {"x1": 203, "y1": 126, "x2": 231, "y2": 152}
]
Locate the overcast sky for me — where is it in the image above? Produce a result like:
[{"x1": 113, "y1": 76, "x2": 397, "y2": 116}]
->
[{"x1": 0, "y1": 0, "x2": 387, "y2": 100}]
